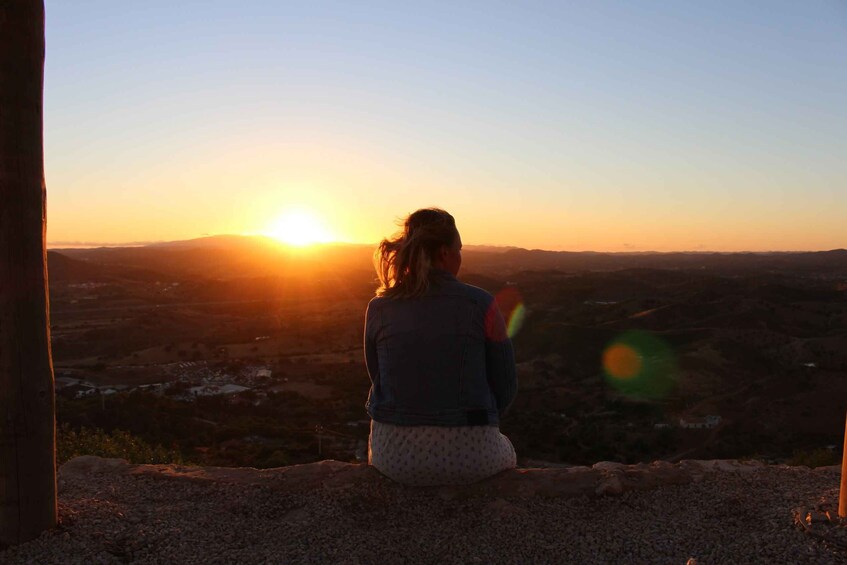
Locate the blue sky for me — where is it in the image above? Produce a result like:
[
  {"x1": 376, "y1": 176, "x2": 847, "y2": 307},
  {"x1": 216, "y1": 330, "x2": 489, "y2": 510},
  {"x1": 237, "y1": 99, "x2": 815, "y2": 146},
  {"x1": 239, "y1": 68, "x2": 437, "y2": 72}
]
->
[{"x1": 44, "y1": 1, "x2": 847, "y2": 251}]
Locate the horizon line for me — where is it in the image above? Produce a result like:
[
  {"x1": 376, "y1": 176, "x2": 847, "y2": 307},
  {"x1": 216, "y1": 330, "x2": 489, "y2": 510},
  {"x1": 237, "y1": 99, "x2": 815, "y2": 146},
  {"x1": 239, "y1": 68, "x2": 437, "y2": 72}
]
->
[{"x1": 45, "y1": 234, "x2": 844, "y2": 255}]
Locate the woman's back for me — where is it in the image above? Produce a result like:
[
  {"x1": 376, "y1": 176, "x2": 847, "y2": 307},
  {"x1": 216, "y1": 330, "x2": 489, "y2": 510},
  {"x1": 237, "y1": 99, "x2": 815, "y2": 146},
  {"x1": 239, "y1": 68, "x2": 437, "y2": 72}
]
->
[{"x1": 365, "y1": 269, "x2": 516, "y2": 427}]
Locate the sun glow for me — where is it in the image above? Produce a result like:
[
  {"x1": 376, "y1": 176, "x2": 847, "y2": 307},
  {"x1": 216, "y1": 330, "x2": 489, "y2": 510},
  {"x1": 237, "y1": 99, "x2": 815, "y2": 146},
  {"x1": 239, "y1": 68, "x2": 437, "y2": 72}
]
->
[{"x1": 263, "y1": 209, "x2": 334, "y2": 246}]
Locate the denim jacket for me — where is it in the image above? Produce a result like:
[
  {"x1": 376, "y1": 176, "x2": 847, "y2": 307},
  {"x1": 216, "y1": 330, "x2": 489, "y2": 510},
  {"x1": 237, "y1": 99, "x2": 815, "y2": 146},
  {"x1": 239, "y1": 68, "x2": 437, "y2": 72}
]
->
[{"x1": 364, "y1": 270, "x2": 517, "y2": 427}]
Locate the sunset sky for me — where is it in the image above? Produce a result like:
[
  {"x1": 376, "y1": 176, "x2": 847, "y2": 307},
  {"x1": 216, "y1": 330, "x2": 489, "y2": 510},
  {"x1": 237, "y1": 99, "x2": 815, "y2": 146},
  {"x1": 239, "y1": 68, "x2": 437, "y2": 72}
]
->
[{"x1": 44, "y1": 1, "x2": 846, "y2": 252}]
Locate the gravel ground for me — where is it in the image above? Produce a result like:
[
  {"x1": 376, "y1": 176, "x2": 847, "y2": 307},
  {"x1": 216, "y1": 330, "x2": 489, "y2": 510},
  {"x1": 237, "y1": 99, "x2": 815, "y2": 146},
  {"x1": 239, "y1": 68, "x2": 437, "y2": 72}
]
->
[{"x1": 1, "y1": 464, "x2": 844, "y2": 564}]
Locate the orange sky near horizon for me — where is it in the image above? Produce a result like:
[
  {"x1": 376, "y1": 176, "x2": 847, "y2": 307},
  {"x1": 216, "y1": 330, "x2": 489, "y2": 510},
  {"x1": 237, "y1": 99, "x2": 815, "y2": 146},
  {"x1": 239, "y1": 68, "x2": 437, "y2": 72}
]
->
[{"x1": 45, "y1": 144, "x2": 845, "y2": 253}]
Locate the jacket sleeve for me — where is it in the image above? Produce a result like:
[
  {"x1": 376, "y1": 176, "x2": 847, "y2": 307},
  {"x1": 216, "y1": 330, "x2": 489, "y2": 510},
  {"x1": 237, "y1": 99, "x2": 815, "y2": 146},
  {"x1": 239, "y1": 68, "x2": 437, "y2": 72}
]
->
[
  {"x1": 484, "y1": 298, "x2": 518, "y2": 416},
  {"x1": 364, "y1": 300, "x2": 380, "y2": 384}
]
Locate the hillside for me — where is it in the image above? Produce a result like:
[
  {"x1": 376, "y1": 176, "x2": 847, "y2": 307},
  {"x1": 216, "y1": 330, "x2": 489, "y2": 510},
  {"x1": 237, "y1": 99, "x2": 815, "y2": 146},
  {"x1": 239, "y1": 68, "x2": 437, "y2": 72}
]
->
[
  {"x1": 1, "y1": 456, "x2": 843, "y2": 563},
  {"x1": 45, "y1": 237, "x2": 847, "y2": 468}
]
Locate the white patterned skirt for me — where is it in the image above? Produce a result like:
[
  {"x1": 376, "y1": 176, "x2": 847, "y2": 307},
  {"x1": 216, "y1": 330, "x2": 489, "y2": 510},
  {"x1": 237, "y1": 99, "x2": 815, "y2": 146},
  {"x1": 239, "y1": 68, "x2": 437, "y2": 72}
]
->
[{"x1": 368, "y1": 419, "x2": 517, "y2": 486}]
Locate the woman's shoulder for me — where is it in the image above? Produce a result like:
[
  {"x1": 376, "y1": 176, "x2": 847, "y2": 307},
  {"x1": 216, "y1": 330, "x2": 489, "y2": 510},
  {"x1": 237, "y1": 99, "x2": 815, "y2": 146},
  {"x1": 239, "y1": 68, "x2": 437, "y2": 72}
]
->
[
  {"x1": 367, "y1": 295, "x2": 387, "y2": 310},
  {"x1": 441, "y1": 279, "x2": 495, "y2": 308},
  {"x1": 461, "y1": 281, "x2": 495, "y2": 301}
]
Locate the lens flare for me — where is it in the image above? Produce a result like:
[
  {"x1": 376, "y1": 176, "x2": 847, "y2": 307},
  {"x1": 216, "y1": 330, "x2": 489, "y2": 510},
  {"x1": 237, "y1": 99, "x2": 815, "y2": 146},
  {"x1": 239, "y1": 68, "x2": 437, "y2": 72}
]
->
[
  {"x1": 603, "y1": 343, "x2": 642, "y2": 379},
  {"x1": 506, "y1": 302, "x2": 526, "y2": 338},
  {"x1": 602, "y1": 331, "x2": 677, "y2": 399},
  {"x1": 493, "y1": 286, "x2": 526, "y2": 339}
]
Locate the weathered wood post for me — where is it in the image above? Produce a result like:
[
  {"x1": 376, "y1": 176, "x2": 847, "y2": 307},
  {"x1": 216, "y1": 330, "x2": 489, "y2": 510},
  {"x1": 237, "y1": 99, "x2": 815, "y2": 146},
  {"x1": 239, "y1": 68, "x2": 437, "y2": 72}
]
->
[
  {"x1": 839, "y1": 412, "x2": 847, "y2": 517},
  {"x1": 0, "y1": 0, "x2": 58, "y2": 546}
]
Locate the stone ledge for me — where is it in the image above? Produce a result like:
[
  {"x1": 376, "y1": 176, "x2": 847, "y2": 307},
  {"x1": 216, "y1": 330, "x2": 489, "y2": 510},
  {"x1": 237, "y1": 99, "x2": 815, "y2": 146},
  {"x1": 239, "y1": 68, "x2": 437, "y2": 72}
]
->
[{"x1": 60, "y1": 456, "x2": 836, "y2": 500}]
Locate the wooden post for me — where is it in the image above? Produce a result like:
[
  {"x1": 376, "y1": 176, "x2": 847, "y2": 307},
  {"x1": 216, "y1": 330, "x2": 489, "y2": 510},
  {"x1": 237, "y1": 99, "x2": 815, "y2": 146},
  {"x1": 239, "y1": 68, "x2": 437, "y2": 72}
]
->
[
  {"x1": 839, "y1": 412, "x2": 847, "y2": 517},
  {"x1": 0, "y1": 0, "x2": 57, "y2": 546}
]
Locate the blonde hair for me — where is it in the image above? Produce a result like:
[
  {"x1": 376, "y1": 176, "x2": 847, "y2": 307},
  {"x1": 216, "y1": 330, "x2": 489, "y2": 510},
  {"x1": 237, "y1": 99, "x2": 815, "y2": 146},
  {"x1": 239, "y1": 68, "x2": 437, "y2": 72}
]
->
[{"x1": 375, "y1": 208, "x2": 458, "y2": 299}]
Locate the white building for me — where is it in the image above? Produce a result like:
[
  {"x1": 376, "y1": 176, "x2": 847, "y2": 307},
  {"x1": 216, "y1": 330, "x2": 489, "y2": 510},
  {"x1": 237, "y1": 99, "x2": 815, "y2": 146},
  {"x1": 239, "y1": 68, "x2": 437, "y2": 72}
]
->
[
  {"x1": 679, "y1": 415, "x2": 722, "y2": 429},
  {"x1": 73, "y1": 385, "x2": 98, "y2": 399},
  {"x1": 189, "y1": 384, "x2": 250, "y2": 397}
]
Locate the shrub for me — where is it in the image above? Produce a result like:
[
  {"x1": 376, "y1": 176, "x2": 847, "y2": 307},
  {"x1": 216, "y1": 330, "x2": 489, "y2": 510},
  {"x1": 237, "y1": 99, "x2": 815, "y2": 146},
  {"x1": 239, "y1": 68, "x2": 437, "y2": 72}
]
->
[
  {"x1": 57, "y1": 423, "x2": 187, "y2": 465},
  {"x1": 261, "y1": 450, "x2": 291, "y2": 468},
  {"x1": 788, "y1": 448, "x2": 839, "y2": 468}
]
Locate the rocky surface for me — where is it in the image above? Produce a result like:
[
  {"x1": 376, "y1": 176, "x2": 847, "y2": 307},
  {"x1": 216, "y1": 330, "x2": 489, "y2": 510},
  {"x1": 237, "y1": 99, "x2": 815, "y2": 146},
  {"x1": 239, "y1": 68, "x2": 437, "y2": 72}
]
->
[{"x1": 1, "y1": 456, "x2": 845, "y2": 563}]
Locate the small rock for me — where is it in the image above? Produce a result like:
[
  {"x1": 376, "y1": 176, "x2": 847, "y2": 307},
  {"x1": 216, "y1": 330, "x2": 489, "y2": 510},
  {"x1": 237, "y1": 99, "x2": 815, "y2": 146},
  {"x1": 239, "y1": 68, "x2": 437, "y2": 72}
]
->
[
  {"x1": 595, "y1": 475, "x2": 623, "y2": 496},
  {"x1": 592, "y1": 461, "x2": 625, "y2": 472},
  {"x1": 807, "y1": 511, "x2": 828, "y2": 525}
]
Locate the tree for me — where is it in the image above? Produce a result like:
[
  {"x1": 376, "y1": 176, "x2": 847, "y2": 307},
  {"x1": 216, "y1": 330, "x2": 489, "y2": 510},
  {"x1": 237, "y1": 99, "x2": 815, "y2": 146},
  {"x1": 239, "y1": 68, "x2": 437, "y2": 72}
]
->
[{"x1": 0, "y1": 0, "x2": 57, "y2": 546}]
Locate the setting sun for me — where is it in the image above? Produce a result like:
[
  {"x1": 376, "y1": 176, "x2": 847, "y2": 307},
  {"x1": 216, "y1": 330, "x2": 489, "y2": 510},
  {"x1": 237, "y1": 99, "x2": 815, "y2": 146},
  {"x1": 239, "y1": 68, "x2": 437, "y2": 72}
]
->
[{"x1": 263, "y1": 209, "x2": 334, "y2": 246}]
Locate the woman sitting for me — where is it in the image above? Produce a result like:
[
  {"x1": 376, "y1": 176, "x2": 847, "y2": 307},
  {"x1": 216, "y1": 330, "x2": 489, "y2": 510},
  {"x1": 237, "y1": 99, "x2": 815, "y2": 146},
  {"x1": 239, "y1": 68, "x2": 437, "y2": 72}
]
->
[{"x1": 364, "y1": 208, "x2": 517, "y2": 486}]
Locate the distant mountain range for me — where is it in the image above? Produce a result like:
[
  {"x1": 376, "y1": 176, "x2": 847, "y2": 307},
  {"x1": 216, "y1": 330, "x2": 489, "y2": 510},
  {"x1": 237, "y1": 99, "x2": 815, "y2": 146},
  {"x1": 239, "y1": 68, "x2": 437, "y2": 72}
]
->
[{"x1": 47, "y1": 235, "x2": 847, "y2": 283}]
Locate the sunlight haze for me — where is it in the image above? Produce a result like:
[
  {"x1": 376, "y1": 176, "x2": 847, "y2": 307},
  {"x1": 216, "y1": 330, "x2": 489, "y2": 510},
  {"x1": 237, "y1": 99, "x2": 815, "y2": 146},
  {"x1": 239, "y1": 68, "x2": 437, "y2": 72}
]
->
[
  {"x1": 44, "y1": 1, "x2": 847, "y2": 251},
  {"x1": 262, "y1": 208, "x2": 335, "y2": 246}
]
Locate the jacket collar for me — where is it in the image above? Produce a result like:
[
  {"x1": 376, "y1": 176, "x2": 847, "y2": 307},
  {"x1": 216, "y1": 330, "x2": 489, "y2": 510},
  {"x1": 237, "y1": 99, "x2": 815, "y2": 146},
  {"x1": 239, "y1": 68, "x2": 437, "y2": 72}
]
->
[{"x1": 431, "y1": 268, "x2": 457, "y2": 282}]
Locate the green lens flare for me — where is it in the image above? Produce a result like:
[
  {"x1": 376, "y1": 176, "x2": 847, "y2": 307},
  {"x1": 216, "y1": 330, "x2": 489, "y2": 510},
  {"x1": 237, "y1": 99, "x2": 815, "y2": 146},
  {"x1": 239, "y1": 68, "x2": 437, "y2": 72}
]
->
[
  {"x1": 602, "y1": 331, "x2": 677, "y2": 400},
  {"x1": 494, "y1": 286, "x2": 526, "y2": 339},
  {"x1": 506, "y1": 302, "x2": 526, "y2": 338}
]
